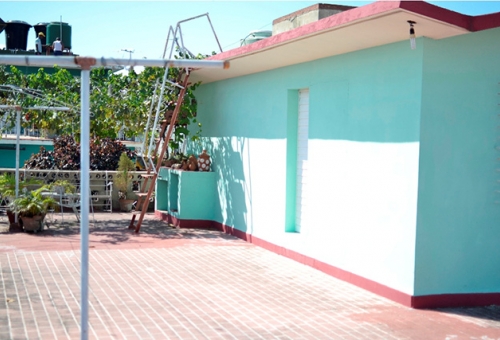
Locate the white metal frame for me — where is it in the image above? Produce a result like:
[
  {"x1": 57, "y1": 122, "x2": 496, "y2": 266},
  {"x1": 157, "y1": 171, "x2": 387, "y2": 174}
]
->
[
  {"x1": 0, "y1": 104, "x2": 70, "y2": 224},
  {"x1": 0, "y1": 55, "x2": 228, "y2": 340}
]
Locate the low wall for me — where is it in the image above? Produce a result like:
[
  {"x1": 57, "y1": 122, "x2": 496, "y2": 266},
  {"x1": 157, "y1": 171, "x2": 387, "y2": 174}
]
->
[{"x1": 0, "y1": 168, "x2": 153, "y2": 212}]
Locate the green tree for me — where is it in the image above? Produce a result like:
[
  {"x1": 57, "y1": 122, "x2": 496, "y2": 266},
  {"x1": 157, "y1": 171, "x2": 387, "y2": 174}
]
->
[{"x1": 0, "y1": 62, "x2": 201, "y2": 144}]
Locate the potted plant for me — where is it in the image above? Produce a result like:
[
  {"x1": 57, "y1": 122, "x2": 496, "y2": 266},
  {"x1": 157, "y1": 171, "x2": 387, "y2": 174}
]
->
[
  {"x1": 114, "y1": 152, "x2": 136, "y2": 212},
  {"x1": 0, "y1": 173, "x2": 43, "y2": 228},
  {"x1": 9, "y1": 186, "x2": 56, "y2": 232}
]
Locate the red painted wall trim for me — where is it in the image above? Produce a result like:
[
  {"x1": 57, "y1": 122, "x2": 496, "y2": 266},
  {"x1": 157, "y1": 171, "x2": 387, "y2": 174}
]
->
[
  {"x1": 471, "y1": 12, "x2": 500, "y2": 32},
  {"x1": 214, "y1": 221, "x2": 413, "y2": 307},
  {"x1": 209, "y1": 1, "x2": 500, "y2": 63},
  {"x1": 155, "y1": 212, "x2": 500, "y2": 309},
  {"x1": 399, "y1": 1, "x2": 472, "y2": 31},
  {"x1": 412, "y1": 293, "x2": 500, "y2": 309},
  {"x1": 213, "y1": 220, "x2": 500, "y2": 309},
  {"x1": 402, "y1": 1, "x2": 500, "y2": 33},
  {"x1": 154, "y1": 211, "x2": 215, "y2": 229},
  {"x1": 208, "y1": 1, "x2": 402, "y2": 61}
]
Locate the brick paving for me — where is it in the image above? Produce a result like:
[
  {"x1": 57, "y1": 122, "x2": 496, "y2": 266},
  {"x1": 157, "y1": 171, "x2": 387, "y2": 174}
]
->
[{"x1": 0, "y1": 212, "x2": 500, "y2": 339}]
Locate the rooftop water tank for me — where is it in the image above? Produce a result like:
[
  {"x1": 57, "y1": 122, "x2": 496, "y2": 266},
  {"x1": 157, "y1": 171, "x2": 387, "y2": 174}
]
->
[
  {"x1": 240, "y1": 30, "x2": 272, "y2": 46},
  {"x1": 46, "y1": 21, "x2": 71, "y2": 50},
  {"x1": 0, "y1": 18, "x2": 6, "y2": 35},
  {"x1": 34, "y1": 22, "x2": 49, "y2": 46},
  {"x1": 5, "y1": 20, "x2": 32, "y2": 50}
]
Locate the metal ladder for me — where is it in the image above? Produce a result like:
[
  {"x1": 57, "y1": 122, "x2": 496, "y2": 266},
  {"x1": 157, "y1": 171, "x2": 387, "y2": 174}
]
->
[
  {"x1": 128, "y1": 13, "x2": 222, "y2": 233},
  {"x1": 128, "y1": 70, "x2": 190, "y2": 233}
]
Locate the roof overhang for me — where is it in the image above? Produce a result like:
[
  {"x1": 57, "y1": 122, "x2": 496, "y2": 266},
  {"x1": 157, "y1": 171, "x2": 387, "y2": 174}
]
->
[{"x1": 191, "y1": 1, "x2": 500, "y2": 84}]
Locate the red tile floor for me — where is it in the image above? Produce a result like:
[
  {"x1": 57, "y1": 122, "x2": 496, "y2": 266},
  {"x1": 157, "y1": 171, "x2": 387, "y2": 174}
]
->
[{"x1": 1, "y1": 212, "x2": 499, "y2": 339}]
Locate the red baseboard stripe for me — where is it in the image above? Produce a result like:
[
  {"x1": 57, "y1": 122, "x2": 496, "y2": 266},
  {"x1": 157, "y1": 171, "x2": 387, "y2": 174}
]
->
[
  {"x1": 213, "y1": 220, "x2": 413, "y2": 307},
  {"x1": 155, "y1": 211, "x2": 215, "y2": 229},
  {"x1": 154, "y1": 212, "x2": 500, "y2": 309},
  {"x1": 411, "y1": 293, "x2": 500, "y2": 309}
]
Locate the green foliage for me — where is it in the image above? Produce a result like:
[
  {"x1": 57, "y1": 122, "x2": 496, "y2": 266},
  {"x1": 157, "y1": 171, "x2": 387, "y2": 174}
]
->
[
  {"x1": 0, "y1": 173, "x2": 43, "y2": 198},
  {"x1": 49, "y1": 179, "x2": 76, "y2": 194},
  {"x1": 114, "y1": 152, "x2": 135, "y2": 199},
  {"x1": 0, "y1": 173, "x2": 17, "y2": 198},
  {"x1": 0, "y1": 66, "x2": 79, "y2": 134},
  {"x1": 9, "y1": 186, "x2": 56, "y2": 218},
  {"x1": 0, "y1": 61, "x2": 202, "y2": 146}
]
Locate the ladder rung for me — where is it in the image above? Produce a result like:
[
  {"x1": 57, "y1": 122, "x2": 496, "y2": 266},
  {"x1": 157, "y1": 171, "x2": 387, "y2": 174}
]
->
[
  {"x1": 136, "y1": 193, "x2": 149, "y2": 197},
  {"x1": 165, "y1": 79, "x2": 184, "y2": 89},
  {"x1": 140, "y1": 174, "x2": 154, "y2": 178}
]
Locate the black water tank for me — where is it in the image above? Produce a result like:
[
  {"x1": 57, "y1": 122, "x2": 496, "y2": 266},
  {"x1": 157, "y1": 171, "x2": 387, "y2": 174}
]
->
[
  {"x1": 5, "y1": 20, "x2": 32, "y2": 50},
  {"x1": 34, "y1": 22, "x2": 48, "y2": 46},
  {"x1": 0, "y1": 18, "x2": 6, "y2": 35}
]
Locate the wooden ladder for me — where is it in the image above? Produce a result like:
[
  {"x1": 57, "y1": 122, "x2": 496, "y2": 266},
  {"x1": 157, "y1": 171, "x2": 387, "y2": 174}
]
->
[{"x1": 129, "y1": 70, "x2": 191, "y2": 233}]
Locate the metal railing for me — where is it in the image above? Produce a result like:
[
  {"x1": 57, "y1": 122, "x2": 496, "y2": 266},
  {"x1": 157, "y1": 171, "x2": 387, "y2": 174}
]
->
[{"x1": 0, "y1": 168, "x2": 152, "y2": 212}]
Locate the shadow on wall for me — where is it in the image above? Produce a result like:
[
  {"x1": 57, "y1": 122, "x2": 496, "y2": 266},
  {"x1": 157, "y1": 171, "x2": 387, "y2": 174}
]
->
[{"x1": 194, "y1": 136, "x2": 251, "y2": 234}]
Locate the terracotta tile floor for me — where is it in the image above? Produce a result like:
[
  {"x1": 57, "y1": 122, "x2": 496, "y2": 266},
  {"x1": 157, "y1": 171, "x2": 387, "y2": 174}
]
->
[{"x1": 0, "y1": 212, "x2": 499, "y2": 339}]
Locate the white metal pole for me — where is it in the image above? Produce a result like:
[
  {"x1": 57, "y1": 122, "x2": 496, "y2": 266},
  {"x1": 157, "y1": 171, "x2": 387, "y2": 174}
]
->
[
  {"x1": 0, "y1": 105, "x2": 70, "y2": 112},
  {"x1": 0, "y1": 56, "x2": 229, "y2": 70},
  {"x1": 15, "y1": 107, "x2": 21, "y2": 224},
  {"x1": 205, "y1": 14, "x2": 223, "y2": 53},
  {"x1": 80, "y1": 68, "x2": 90, "y2": 340}
]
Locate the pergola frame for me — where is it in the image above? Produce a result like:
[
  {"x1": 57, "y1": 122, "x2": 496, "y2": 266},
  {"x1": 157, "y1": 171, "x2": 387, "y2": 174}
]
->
[
  {"x1": 0, "y1": 55, "x2": 229, "y2": 340},
  {"x1": 0, "y1": 104, "x2": 70, "y2": 224}
]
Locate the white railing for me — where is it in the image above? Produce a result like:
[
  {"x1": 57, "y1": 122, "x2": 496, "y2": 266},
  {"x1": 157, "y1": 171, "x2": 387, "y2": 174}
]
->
[{"x1": 0, "y1": 168, "x2": 152, "y2": 212}]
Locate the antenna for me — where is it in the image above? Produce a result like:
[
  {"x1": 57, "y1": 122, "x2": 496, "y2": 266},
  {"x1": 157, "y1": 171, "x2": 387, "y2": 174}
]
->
[{"x1": 121, "y1": 48, "x2": 135, "y2": 59}]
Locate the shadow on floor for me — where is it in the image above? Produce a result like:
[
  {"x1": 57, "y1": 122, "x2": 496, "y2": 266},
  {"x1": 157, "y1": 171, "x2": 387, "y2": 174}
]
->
[
  {"x1": 0, "y1": 211, "x2": 237, "y2": 246},
  {"x1": 435, "y1": 305, "x2": 500, "y2": 323}
]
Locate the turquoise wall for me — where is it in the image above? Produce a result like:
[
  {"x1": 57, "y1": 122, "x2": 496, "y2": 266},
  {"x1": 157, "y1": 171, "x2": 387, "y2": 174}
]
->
[
  {"x1": 416, "y1": 29, "x2": 500, "y2": 295},
  {"x1": 156, "y1": 167, "x2": 216, "y2": 221},
  {"x1": 195, "y1": 40, "x2": 423, "y2": 294},
  {"x1": 0, "y1": 143, "x2": 53, "y2": 168}
]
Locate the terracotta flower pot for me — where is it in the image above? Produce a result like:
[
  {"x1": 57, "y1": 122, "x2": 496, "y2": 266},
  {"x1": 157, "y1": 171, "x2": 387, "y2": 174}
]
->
[
  {"x1": 7, "y1": 210, "x2": 15, "y2": 224},
  {"x1": 119, "y1": 199, "x2": 135, "y2": 212},
  {"x1": 20, "y1": 215, "x2": 45, "y2": 232}
]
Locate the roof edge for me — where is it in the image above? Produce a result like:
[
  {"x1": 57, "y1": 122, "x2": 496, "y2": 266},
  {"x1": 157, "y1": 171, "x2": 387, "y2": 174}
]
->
[
  {"x1": 209, "y1": 0, "x2": 403, "y2": 61},
  {"x1": 399, "y1": 1, "x2": 472, "y2": 30},
  {"x1": 471, "y1": 12, "x2": 500, "y2": 32},
  {"x1": 208, "y1": 0, "x2": 500, "y2": 62}
]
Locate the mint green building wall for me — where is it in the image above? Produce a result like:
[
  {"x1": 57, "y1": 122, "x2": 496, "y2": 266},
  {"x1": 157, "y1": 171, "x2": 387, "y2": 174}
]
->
[
  {"x1": 156, "y1": 167, "x2": 216, "y2": 221},
  {"x1": 195, "y1": 40, "x2": 423, "y2": 295},
  {"x1": 415, "y1": 29, "x2": 500, "y2": 295},
  {"x1": 0, "y1": 143, "x2": 53, "y2": 168}
]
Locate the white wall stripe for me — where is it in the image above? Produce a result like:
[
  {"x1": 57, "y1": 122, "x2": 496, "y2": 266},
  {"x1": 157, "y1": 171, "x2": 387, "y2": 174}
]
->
[{"x1": 296, "y1": 89, "x2": 310, "y2": 233}]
